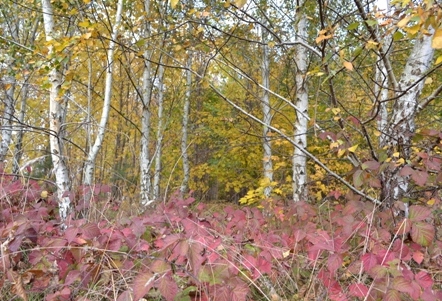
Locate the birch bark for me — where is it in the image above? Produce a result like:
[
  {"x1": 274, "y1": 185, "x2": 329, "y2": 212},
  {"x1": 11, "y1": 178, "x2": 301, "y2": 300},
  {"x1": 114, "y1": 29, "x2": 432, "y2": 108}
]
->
[
  {"x1": 261, "y1": 33, "x2": 273, "y2": 197},
  {"x1": 83, "y1": 0, "x2": 123, "y2": 187},
  {"x1": 0, "y1": 7, "x2": 19, "y2": 163},
  {"x1": 153, "y1": 63, "x2": 165, "y2": 200},
  {"x1": 180, "y1": 54, "x2": 192, "y2": 195},
  {"x1": 140, "y1": 0, "x2": 154, "y2": 206},
  {"x1": 380, "y1": 28, "x2": 435, "y2": 206},
  {"x1": 292, "y1": 1, "x2": 309, "y2": 202},
  {"x1": 41, "y1": 0, "x2": 71, "y2": 224}
]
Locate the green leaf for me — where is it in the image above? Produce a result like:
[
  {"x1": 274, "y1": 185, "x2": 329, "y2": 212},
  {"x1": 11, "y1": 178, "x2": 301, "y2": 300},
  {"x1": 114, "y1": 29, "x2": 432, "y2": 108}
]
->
[
  {"x1": 393, "y1": 31, "x2": 404, "y2": 41},
  {"x1": 347, "y1": 22, "x2": 359, "y2": 30},
  {"x1": 366, "y1": 19, "x2": 378, "y2": 27}
]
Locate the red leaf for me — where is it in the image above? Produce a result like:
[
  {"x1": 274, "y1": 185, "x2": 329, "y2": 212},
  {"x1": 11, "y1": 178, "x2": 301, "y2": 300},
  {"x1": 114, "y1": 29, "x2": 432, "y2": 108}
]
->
[
  {"x1": 411, "y1": 170, "x2": 428, "y2": 186},
  {"x1": 400, "y1": 165, "x2": 414, "y2": 176},
  {"x1": 408, "y1": 205, "x2": 432, "y2": 222},
  {"x1": 412, "y1": 250, "x2": 424, "y2": 264},
  {"x1": 348, "y1": 283, "x2": 369, "y2": 298},
  {"x1": 187, "y1": 240, "x2": 205, "y2": 274},
  {"x1": 392, "y1": 276, "x2": 420, "y2": 299},
  {"x1": 415, "y1": 271, "x2": 433, "y2": 289},
  {"x1": 81, "y1": 223, "x2": 101, "y2": 239},
  {"x1": 65, "y1": 227, "x2": 79, "y2": 244},
  {"x1": 157, "y1": 273, "x2": 179, "y2": 301},
  {"x1": 327, "y1": 253, "x2": 342, "y2": 274},
  {"x1": 231, "y1": 280, "x2": 250, "y2": 301},
  {"x1": 361, "y1": 160, "x2": 380, "y2": 171},
  {"x1": 361, "y1": 253, "x2": 378, "y2": 271},
  {"x1": 411, "y1": 222, "x2": 435, "y2": 247},
  {"x1": 132, "y1": 271, "x2": 156, "y2": 301}
]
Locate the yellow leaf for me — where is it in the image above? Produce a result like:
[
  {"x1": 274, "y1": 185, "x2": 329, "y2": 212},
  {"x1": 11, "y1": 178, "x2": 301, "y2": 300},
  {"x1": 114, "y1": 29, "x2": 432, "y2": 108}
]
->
[
  {"x1": 432, "y1": 28, "x2": 442, "y2": 49},
  {"x1": 395, "y1": 158, "x2": 405, "y2": 166},
  {"x1": 337, "y1": 149, "x2": 346, "y2": 158},
  {"x1": 170, "y1": 0, "x2": 179, "y2": 9},
  {"x1": 41, "y1": 191, "x2": 48, "y2": 198},
  {"x1": 331, "y1": 108, "x2": 341, "y2": 115},
  {"x1": 78, "y1": 20, "x2": 90, "y2": 28},
  {"x1": 435, "y1": 55, "x2": 442, "y2": 65},
  {"x1": 392, "y1": 152, "x2": 400, "y2": 158},
  {"x1": 81, "y1": 32, "x2": 92, "y2": 40},
  {"x1": 425, "y1": 77, "x2": 433, "y2": 85},
  {"x1": 234, "y1": 0, "x2": 248, "y2": 9},
  {"x1": 283, "y1": 250, "x2": 290, "y2": 258},
  {"x1": 427, "y1": 198, "x2": 436, "y2": 206},
  {"x1": 343, "y1": 60, "x2": 353, "y2": 71},
  {"x1": 397, "y1": 16, "x2": 411, "y2": 28},
  {"x1": 348, "y1": 144, "x2": 359, "y2": 153}
]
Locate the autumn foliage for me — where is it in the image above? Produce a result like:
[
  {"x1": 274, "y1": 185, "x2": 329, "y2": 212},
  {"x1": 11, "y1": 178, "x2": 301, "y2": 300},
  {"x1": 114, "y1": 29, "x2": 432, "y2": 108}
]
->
[{"x1": 1, "y1": 166, "x2": 442, "y2": 301}]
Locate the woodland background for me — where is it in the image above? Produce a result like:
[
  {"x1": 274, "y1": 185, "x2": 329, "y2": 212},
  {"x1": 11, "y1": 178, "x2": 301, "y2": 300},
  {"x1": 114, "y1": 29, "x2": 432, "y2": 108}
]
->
[{"x1": 2, "y1": 0, "x2": 442, "y2": 300}]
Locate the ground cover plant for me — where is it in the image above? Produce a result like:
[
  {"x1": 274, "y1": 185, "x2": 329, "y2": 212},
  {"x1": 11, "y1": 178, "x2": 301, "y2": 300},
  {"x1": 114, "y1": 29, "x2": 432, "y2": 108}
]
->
[{"x1": 2, "y1": 166, "x2": 442, "y2": 301}]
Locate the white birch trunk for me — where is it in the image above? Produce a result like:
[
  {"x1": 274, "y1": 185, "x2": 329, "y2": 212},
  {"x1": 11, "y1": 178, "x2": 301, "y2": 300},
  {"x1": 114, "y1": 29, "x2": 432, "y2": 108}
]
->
[
  {"x1": 375, "y1": 0, "x2": 390, "y2": 146},
  {"x1": 261, "y1": 38, "x2": 273, "y2": 197},
  {"x1": 292, "y1": 4, "x2": 309, "y2": 202},
  {"x1": 380, "y1": 28, "x2": 434, "y2": 205},
  {"x1": 153, "y1": 63, "x2": 165, "y2": 200},
  {"x1": 41, "y1": 0, "x2": 71, "y2": 224},
  {"x1": 180, "y1": 54, "x2": 192, "y2": 195},
  {"x1": 0, "y1": 10, "x2": 19, "y2": 164},
  {"x1": 0, "y1": 77, "x2": 15, "y2": 163},
  {"x1": 140, "y1": 0, "x2": 154, "y2": 207},
  {"x1": 83, "y1": 0, "x2": 123, "y2": 186}
]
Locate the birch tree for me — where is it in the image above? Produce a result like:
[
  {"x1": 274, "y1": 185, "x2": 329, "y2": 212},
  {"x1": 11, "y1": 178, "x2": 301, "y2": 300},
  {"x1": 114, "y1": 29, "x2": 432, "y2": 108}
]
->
[
  {"x1": 260, "y1": 14, "x2": 273, "y2": 198},
  {"x1": 83, "y1": 0, "x2": 123, "y2": 187},
  {"x1": 153, "y1": 63, "x2": 165, "y2": 200},
  {"x1": 0, "y1": 5, "x2": 20, "y2": 163},
  {"x1": 140, "y1": 0, "x2": 154, "y2": 206},
  {"x1": 180, "y1": 53, "x2": 192, "y2": 195},
  {"x1": 291, "y1": 0, "x2": 309, "y2": 202},
  {"x1": 379, "y1": 29, "x2": 435, "y2": 207},
  {"x1": 41, "y1": 0, "x2": 71, "y2": 224}
]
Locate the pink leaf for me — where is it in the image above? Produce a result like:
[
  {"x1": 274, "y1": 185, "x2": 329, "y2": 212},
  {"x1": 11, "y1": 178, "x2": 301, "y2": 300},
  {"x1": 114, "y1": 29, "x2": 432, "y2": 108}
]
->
[
  {"x1": 411, "y1": 170, "x2": 428, "y2": 186},
  {"x1": 361, "y1": 160, "x2": 380, "y2": 171},
  {"x1": 327, "y1": 253, "x2": 342, "y2": 274},
  {"x1": 81, "y1": 223, "x2": 101, "y2": 239},
  {"x1": 415, "y1": 271, "x2": 433, "y2": 289},
  {"x1": 132, "y1": 271, "x2": 156, "y2": 301},
  {"x1": 411, "y1": 222, "x2": 435, "y2": 247},
  {"x1": 231, "y1": 280, "x2": 250, "y2": 301},
  {"x1": 348, "y1": 283, "x2": 369, "y2": 298},
  {"x1": 384, "y1": 289, "x2": 402, "y2": 301},
  {"x1": 412, "y1": 250, "x2": 424, "y2": 264},
  {"x1": 157, "y1": 273, "x2": 179, "y2": 301},
  {"x1": 408, "y1": 205, "x2": 432, "y2": 222},
  {"x1": 361, "y1": 253, "x2": 378, "y2": 271}
]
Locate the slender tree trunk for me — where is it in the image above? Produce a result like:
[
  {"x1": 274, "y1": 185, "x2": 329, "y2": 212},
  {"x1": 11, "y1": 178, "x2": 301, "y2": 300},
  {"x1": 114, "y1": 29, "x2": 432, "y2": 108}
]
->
[
  {"x1": 261, "y1": 31, "x2": 273, "y2": 197},
  {"x1": 180, "y1": 54, "x2": 192, "y2": 195},
  {"x1": 41, "y1": 0, "x2": 71, "y2": 225},
  {"x1": 83, "y1": 0, "x2": 123, "y2": 186},
  {"x1": 153, "y1": 63, "x2": 165, "y2": 200},
  {"x1": 0, "y1": 9, "x2": 19, "y2": 164},
  {"x1": 0, "y1": 77, "x2": 15, "y2": 163},
  {"x1": 292, "y1": 2, "x2": 309, "y2": 202},
  {"x1": 380, "y1": 28, "x2": 435, "y2": 206},
  {"x1": 140, "y1": 0, "x2": 154, "y2": 207}
]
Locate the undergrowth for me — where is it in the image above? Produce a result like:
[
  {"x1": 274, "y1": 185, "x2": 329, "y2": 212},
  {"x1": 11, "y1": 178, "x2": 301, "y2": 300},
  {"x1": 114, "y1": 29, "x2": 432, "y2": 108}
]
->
[{"x1": 1, "y1": 172, "x2": 442, "y2": 301}]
